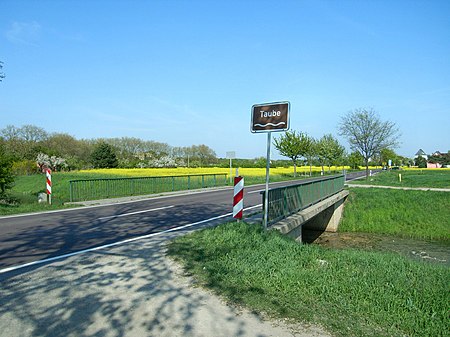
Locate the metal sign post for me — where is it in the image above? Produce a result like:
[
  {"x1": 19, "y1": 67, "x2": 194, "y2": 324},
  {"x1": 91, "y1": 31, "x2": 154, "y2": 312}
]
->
[
  {"x1": 263, "y1": 132, "x2": 271, "y2": 229},
  {"x1": 226, "y1": 151, "x2": 236, "y2": 184},
  {"x1": 251, "y1": 101, "x2": 290, "y2": 229}
]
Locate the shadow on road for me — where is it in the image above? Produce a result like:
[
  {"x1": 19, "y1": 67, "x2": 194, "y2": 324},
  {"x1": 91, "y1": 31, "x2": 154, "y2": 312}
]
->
[{"x1": 0, "y1": 202, "x2": 231, "y2": 270}]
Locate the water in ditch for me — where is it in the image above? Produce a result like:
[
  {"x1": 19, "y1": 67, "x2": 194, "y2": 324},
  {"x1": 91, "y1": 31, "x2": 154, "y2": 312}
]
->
[{"x1": 303, "y1": 230, "x2": 450, "y2": 266}]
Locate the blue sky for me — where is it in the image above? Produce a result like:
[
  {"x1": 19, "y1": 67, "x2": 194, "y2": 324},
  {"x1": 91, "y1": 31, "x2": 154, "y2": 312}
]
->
[{"x1": 1, "y1": 0, "x2": 449, "y2": 159}]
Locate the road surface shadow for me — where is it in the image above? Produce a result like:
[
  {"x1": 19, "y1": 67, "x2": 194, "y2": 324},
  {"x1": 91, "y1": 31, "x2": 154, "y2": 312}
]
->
[{"x1": 0, "y1": 202, "x2": 231, "y2": 270}]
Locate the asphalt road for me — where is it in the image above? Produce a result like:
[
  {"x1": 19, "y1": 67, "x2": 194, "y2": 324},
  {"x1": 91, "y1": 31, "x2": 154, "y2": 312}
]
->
[{"x1": 0, "y1": 172, "x2": 368, "y2": 273}]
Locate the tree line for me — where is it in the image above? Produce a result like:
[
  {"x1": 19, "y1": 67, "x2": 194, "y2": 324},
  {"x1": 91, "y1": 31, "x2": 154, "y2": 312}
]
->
[
  {"x1": 0, "y1": 124, "x2": 218, "y2": 174},
  {"x1": 0, "y1": 108, "x2": 405, "y2": 200},
  {"x1": 1, "y1": 108, "x2": 407, "y2": 177}
]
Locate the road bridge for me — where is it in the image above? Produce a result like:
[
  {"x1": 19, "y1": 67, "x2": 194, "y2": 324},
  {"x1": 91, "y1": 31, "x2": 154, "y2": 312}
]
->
[{"x1": 261, "y1": 175, "x2": 349, "y2": 241}]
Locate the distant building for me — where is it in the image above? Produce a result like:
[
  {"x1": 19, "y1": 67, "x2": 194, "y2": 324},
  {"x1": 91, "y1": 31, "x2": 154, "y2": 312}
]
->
[
  {"x1": 427, "y1": 162, "x2": 442, "y2": 168},
  {"x1": 431, "y1": 151, "x2": 443, "y2": 157},
  {"x1": 414, "y1": 149, "x2": 428, "y2": 160},
  {"x1": 415, "y1": 149, "x2": 449, "y2": 168}
]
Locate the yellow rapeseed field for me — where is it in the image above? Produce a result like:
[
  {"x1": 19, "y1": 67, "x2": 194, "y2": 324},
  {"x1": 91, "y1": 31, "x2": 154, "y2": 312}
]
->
[{"x1": 80, "y1": 166, "x2": 354, "y2": 177}]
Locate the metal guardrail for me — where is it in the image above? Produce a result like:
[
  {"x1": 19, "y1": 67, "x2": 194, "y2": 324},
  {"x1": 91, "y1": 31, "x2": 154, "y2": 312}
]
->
[
  {"x1": 69, "y1": 174, "x2": 228, "y2": 202},
  {"x1": 263, "y1": 175, "x2": 345, "y2": 226}
]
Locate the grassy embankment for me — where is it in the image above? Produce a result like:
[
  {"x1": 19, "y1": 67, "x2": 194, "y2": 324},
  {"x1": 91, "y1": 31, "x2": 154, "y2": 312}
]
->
[
  {"x1": 348, "y1": 168, "x2": 450, "y2": 188},
  {"x1": 168, "y1": 170, "x2": 450, "y2": 337},
  {"x1": 1, "y1": 166, "x2": 349, "y2": 215},
  {"x1": 341, "y1": 188, "x2": 449, "y2": 240}
]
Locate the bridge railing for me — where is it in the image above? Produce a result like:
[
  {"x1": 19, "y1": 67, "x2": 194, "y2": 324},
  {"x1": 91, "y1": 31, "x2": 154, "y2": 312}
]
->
[
  {"x1": 69, "y1": 174, "x2": 228, "y2": 202},
  {"x1": 263, "y1": 175, "x2": 345, "y2": 226}
]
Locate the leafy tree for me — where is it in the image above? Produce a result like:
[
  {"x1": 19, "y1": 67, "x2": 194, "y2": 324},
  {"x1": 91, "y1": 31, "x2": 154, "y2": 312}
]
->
[
  {"x1": 303, "y1": 135, "x2": 316, "y2": 176},
  {"x1": 316, "y1": 134, "x2": 345, "y2": 173},
  {"x1": 338, "y1": 108, "x2": 400, "y2": 178},
  {"x1": 44, "y1": 133, "x2": 80, "y2": 157},
  {"x1": 0, "y1": 144, "x2": 14, "y2": 197},
  {"x1": 90, "y1": 142, "x2": 119, "y2": 168},
  {"x1": 380, "y1": 148, "x2": 398, "y2": 167},
  {"x1": 348, "y1": 151, "x2": 364, "y2": 169},
  {"x1": 190, "y1": 144, "x2": 217, "y2": 166},
  {"x1": 415, "y1": 155, "x2": 427, "y2": 168},
  {"x1": 428, "y1": 152, "x2": 450, "y2": 166},
  {"x1": 273, "y1": 130, "x2": 311, "y2": 177}
]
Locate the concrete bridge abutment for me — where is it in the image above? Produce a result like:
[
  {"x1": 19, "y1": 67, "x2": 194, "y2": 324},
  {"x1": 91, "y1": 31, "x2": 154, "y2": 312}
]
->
[{"x1": 271, "y1": 190, "x2": 349, "y2": 242}]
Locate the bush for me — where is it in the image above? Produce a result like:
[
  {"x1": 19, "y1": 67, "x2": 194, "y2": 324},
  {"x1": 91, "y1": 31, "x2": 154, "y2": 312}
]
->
[
  {"x1": 415, "y1": 156, "x2": 427, "y2": 168},
  {"x1": 12, "y1": 160, "x2": 38, "y2": 175},
  {"x1": 0, "y1": 148, "x2": 15, "y2": 198},
  {"x1": 90, "y1": 142, "x2": 119, "y2": 168}
]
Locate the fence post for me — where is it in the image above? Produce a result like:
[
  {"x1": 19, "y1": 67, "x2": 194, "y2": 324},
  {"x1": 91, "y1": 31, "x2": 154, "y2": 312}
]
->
[{"x1": 283, "y1": 188, "x2": 288, "y2": 218}]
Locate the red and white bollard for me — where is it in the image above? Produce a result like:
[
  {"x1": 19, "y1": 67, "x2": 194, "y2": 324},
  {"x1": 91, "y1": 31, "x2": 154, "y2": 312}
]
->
[
  {"x1": 46, "y1": 168, "x2": 52, "y2": 205},
  {"x1": 233, "y1": 176, "x2": 244, "y2": 220}
]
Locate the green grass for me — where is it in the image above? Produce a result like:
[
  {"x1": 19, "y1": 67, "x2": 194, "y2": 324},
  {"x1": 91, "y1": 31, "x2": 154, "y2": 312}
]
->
[
  {"x1": 340, "y1": 188, "x2": 450, "y2": 240},
  {"x1": 0, "y1": 172, "x2": 120, "y2": 215},
  {"x1": 168, "y1": 222, "x2": 450, "y2": 337},
  {"x1": 349, "y1": 169, "x2": 450, "y2": 188}
]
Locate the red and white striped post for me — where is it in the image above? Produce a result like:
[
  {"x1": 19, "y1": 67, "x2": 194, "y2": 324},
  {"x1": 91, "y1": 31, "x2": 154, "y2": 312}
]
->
[
  {"x1": 233, "y1": 176, "x2": 244, "y2": 220},
  {"x1": 46, "y1": 168, "x2": 52, "y2": 205}
]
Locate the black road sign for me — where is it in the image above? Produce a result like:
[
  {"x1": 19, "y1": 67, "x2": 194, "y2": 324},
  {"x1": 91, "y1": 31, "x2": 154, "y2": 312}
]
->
[{"x1": 251, "y1": 101, "x2": 290, "y2": 133}]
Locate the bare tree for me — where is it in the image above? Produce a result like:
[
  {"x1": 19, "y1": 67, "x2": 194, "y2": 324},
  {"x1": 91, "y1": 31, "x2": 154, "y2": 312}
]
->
[
  {"x1": 0, "y1": 61, "x2": 5, "y2": 82},
  {"x1": 338, "y1": 108, "x2": 400, "y2": 178},
  {"x1": 19, "y1": 124, "x2": 48, "y2": 142}
]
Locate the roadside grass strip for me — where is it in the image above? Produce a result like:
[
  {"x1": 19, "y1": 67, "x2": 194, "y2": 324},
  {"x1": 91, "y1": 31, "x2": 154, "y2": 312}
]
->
[{"x1": 168, "y1": 221, "x2": 450, "y2": 337}]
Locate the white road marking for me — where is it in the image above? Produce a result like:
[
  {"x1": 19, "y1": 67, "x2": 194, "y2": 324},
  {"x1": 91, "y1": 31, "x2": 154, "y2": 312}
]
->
[
  {"x1": 98, "y1": 205, "x2": 175, "y2": 220},
  {"x1": 0, "y1": 204, "x2": 262, "y2": 275}
]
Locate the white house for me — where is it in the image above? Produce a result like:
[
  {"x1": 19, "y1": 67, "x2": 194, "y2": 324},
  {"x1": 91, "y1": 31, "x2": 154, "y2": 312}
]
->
[{"x1": 414, "y1": 149, "x2": 428, "y2": 160}]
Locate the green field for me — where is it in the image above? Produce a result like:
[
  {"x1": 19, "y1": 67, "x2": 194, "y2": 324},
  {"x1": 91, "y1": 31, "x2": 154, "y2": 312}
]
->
[
  {"x1": 0, "y1": 172, "x2": 120, "y2": 215},
  {"x1": 340, "y1": 188, "x2": 450, "y2": 240},
  {"x1": 349, "y1": 169, "x2": 450, "y2": 188}
]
